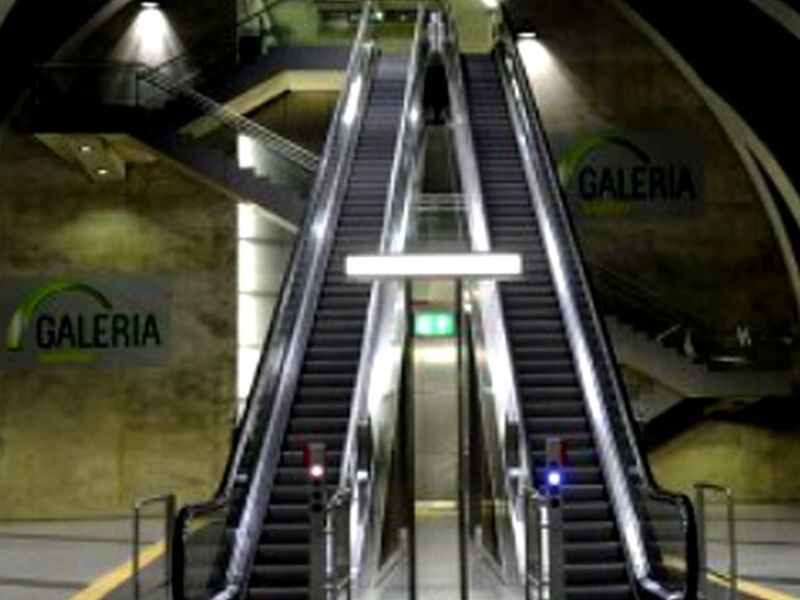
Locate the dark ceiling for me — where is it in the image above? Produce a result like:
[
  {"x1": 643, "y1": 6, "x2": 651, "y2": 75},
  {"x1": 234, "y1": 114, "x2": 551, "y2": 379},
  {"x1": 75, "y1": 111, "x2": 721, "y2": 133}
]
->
[{"x1": 0, "y1": 0, "x2": 108, "y2": 119}]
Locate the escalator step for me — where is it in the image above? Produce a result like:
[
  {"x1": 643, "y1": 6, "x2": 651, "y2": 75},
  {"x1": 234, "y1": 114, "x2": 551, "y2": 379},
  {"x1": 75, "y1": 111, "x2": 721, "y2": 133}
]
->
[
  {"x1": 565, "y1": 541, "x2": 624, "y2": 563},
  {"x1": 566, "y1": 562, "x2": 628, "y2": 585},
  {"x1": 565, "y1": 584, "x2": 632, "y2": 600},
  {"x1": 255, "y1": 543, "x2": 308, "y2": 563},
  {"x1": 246, "y1": 55, "x2": 407, "y2": 600}
]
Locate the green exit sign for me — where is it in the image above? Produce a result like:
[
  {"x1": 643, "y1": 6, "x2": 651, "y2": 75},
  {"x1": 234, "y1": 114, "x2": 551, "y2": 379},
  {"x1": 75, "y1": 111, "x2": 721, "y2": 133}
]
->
[{"x1": 414, "y1": 311, "x2": 456, "y2": 337}]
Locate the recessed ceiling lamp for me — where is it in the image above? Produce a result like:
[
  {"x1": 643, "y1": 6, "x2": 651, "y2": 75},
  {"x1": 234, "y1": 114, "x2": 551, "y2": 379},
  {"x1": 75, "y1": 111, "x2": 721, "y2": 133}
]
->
[
  {"x1": 79, "y1": 144, "x2": 93, "y2": 153},
  {"x1": 141, "y1": 1, "x2": 159, "y2": 8},
  {"x1": 96, "y1": 168, "x2": 110, "y2": 176}
]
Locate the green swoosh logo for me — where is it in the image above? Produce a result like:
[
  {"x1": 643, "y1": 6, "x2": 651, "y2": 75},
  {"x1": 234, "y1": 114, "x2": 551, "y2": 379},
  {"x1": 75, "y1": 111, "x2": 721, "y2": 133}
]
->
[
  {"x1": 558, "y1": 130, "x2": 652, "y2": 188},
  {"x1": 6, "y1": 281, "x2": 112, "y2": 352}
]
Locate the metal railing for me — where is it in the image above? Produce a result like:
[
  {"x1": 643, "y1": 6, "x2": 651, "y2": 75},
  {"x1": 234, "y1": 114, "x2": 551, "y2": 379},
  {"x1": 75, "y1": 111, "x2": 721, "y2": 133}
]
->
[
  {"x1": 133, "y1": 493, "x2": 176, "y2": 600},
  {"x1": 324, "y1": 487, "x2": 354, "y2": 600},
  {"x1": 141, "y1": 0, "x2": 295, "y2": 89},
  {"x1": 136, "y1": 66, "x2": 319, "y2": 178},
  {"x1": 441, "y1": 5, "x2": 542, "y2": 585},
  {"x1": 170, "y1": 4, "x2": 377, "y2": 599},
  {"x1": 34, "y1": 61, "x2": 144, "y2": 108},
  {"x1": 321, "y1": 6, "x2": 428, "y2": 592},
  {"x1": 523, "y1": 488, "x2": 548, "y2": 600},
  {"x1": 492, "y1": 9, "x2": 698, "y2": 600},
  {"x1": 589, "y1": 259, "x2": 792, "y2": 372},
  {"x1": 694, "y1": 483, "x2": 737, "y2": 600}
]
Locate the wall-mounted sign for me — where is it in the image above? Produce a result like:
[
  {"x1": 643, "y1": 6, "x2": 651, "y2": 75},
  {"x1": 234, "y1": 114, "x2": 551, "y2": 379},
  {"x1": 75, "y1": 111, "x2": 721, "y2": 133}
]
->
[
  {"x1": 414, "y1": 311, "x2": 456, "y2": 337},
  {"x1": 555, "y1": 130, "x2": 704, "y2": 216},
  {"x1": 1, "y1": 276, "x2": 170, "y2": 368}
]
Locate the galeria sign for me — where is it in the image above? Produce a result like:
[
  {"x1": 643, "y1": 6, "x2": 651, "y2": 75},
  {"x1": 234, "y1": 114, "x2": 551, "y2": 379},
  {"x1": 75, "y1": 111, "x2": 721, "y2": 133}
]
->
[
  {"x1": 1, "y1": 276, "x2": 170, "y2": 367},
  {"x1": 556, "y1": 129, "x2": 705, "y2": 215}
]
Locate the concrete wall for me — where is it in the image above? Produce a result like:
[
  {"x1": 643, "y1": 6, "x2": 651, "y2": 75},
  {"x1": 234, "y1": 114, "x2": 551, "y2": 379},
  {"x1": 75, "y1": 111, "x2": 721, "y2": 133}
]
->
[
  {"x1": 651, "y1": 419, "x2": 800, "y2": 501},
  {"x1": 527, "y1": 0, "x2": 796, "y2": 337},
  {"x1": 248, "y1": 91, "x2": 338, "y2": 154},
  {"x1": 0, "y1": 130, "x2": 237, "y2": 519},
  {"x1": 523, "y1": 0, "x2": 800, "y2": 500}
]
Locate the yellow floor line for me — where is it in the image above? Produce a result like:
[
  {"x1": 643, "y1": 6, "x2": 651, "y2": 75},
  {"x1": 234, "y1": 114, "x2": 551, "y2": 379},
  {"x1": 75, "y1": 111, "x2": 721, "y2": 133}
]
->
[
  {"x1": 68, "y1": 540, "x2": 166, "y2": 600},
  {"x1": 710, "y1": 572, "x2": 800, "y2": 600}
]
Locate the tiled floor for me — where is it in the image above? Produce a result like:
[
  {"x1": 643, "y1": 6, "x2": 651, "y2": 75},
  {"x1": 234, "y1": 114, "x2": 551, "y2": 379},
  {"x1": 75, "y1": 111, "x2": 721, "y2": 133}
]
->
[
  {"x1": 0, "y1": 518, "x2": 166, "y2": 600},
  {"x1": 704, "y1": 503, "x2": 800, "y2": 598}
]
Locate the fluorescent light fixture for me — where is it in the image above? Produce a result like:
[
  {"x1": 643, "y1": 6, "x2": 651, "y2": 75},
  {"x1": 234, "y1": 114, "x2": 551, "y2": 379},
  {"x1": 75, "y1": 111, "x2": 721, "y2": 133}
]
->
[
  {"x1": 518, "y1": 31, "x2": 538, "y2": 40},
  {"x1": 96, "y1": 168, "x2": 109, "y2": 176},
  {"x1": 237, "y1": 134, "x2": 257, "y2": 170},
  {"x1": 517, "y1": 37, "x2": 553, "y2": 78},
  {"x1": 79, "y1": 144, "x2": 93, "y2": 153},
  {"x1": 345, "y1": 253, "x2": 522, "y2": 280},
  {"x1": 141, "y1": 1, "x2": 159, "y2": 7},
  {"x1": 481, "y1": 0, "x2": 499, "y2": 8}
]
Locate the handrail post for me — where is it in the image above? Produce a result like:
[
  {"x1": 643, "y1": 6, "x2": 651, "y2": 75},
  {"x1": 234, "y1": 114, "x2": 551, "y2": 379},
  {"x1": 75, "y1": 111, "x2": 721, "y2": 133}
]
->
[
  {"x1": 694, "y1": 482, "x2": 736, "y2": 600},
  {"x1": 309, "y1": 443, "x2": 328, "y2": 600},
  {"x1": 694, "y1": 485, "x2": 708, "y2": 599},
  {"x1": 166, "y1": 493, "x2": 177, "y2": 586},
  {"x1": 728, "y1": 490, "x2": 737, "y2": 600},
  {"x1": 133, "y1": 493, "x2": 177, "y2": 599},
  {"x1": 133, "y1": 503, "x2": 141, "y2": 600}
]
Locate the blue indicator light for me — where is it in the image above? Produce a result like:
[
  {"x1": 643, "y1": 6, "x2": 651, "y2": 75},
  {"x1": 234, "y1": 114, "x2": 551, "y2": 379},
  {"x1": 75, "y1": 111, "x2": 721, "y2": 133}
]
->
[{"x1": 547, "y1": 469, "x2": 562, "y2": 487}]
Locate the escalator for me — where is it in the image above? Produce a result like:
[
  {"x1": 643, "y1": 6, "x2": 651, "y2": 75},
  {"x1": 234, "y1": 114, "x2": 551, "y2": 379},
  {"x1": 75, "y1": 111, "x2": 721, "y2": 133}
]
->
[
  {"x1": 246, "y1": 53, "x2": 408, "y2": 600},
  {"x1": 170, "y1": 4, "x2": 417, "y2": 597},
  {"x1": 463, "y1": 52, "x2": 632, "y2": 600},
  {"x1": 447, "y1": 9, "x2": 698, "y2": 600}
]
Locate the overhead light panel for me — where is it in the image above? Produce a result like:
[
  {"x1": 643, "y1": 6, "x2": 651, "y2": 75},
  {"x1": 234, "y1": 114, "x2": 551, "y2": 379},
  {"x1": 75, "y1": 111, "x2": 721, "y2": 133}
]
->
[{"x1": 345, "y1": 252, "x2": 523, "y2": 280}]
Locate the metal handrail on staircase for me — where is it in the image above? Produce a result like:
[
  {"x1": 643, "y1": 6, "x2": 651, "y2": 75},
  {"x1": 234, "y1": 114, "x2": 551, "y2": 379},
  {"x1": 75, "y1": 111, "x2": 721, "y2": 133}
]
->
[
  {"x1": 136, "y1": 66, "x2": 320, "y2": 173},
  {"x1": 493, "y1": 9, "x2": 698, "y2": 600},
  {"x1": 589, "y1": 259, "x2": 792, "y2": 371}
]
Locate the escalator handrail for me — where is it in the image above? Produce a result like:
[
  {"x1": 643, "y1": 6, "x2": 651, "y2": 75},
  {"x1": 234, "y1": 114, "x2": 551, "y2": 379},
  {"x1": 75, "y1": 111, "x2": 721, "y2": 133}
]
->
[
  {"x1": 215, "y1": 9, "x2": 378, "y2": 598},
  {"x1": 440, "y1": 7, "x2": 542, "y2": 579},
  {"x1": 493, "y1": 13, "x2": 698, "y2": 600},
  {"x1": 171, "y1": 4, "x2": 377, "y2": 598},
  {"x1": 334, "y1": 5, "x2": 428, "y2": 575}
]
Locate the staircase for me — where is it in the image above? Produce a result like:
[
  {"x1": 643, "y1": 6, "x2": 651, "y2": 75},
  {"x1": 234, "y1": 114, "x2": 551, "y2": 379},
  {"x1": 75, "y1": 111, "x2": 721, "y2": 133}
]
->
[{"x1": 607, "y1": 315, "x2": 792, "y2": 402}]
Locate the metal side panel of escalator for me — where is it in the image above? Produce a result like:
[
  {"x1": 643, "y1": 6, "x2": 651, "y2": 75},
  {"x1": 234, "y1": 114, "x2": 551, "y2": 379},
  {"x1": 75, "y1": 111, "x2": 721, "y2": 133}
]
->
[
  {"x1": 462, "y1": 52, "x2": 633, "y2": 600},
  {"x1": 244, "y1": 53, "x2": 410, "y2": 600}
]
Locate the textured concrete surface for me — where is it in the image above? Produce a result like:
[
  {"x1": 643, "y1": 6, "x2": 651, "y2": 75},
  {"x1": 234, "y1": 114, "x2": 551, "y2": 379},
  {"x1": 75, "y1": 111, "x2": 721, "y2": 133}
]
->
[
  {"x1": 0, "y1": 128, "x2": 237, "y2": 518},
  {"x1": 526, "y1": 0, "x2": 797, "y2": 342},
  {"x1": 651, "y1": 419, "x2": 800, "y2": 501},
  {"x1": 0, "y1": 518, "x2": 165, "y2": 600},
  {"x1": 704, "y1": 503, "x2": 800, "y2": 598}
]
